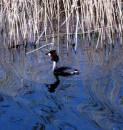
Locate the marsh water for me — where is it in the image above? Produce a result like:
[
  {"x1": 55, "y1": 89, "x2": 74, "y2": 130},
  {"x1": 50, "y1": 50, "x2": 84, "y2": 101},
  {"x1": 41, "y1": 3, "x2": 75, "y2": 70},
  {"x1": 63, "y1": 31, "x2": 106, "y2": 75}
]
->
[{"x1": 0, "y1": 38, "x2": 123, "y2": 130}]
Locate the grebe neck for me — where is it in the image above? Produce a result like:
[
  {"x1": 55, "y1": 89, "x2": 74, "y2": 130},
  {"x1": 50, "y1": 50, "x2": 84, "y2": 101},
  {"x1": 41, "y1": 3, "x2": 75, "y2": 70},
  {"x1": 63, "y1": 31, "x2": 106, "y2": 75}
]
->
[{"x1": 52, "y1": 61, "x2": 57, "y2": 71}]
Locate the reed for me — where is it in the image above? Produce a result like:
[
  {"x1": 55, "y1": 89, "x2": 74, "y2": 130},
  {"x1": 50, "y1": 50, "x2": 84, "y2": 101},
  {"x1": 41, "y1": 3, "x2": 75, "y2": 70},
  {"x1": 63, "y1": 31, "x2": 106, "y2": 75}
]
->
[{"x1": 0, "y1": 0, "x2": 122, "y2": 49}]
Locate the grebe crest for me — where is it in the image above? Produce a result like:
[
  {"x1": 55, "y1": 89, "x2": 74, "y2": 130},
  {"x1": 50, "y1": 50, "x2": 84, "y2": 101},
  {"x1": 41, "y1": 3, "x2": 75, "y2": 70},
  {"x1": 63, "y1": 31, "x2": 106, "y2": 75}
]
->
[{"x1": 47, "y1": 50, "x2": 59, "y2": 63}]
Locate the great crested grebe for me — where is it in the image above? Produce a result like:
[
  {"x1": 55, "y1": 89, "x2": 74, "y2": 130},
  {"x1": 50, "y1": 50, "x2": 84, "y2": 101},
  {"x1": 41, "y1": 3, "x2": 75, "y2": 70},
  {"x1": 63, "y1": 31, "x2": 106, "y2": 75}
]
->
[
  {"x1": 46, "y1": 49, "x2": 79, "y2": 92},
  {"x1": 46, "y1": 50, "x2": 79, "y2": 76}
]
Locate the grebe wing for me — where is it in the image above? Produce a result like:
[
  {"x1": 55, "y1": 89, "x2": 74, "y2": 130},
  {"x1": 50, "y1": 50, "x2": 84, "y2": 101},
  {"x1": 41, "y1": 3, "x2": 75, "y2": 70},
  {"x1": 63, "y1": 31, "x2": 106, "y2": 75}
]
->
[
  {"x1": 54, "y1": 66, "x2": 71, "y2": 72},
  {"x1": 54, "y1": 66, "x2": 79, "y2": 76}
]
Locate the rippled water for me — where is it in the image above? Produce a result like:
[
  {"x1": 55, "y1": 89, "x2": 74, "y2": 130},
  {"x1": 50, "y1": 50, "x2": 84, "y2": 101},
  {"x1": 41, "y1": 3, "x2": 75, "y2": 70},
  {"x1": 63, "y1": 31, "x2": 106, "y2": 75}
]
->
[{"x1": 0, "y1": 39, "x2": 123, "y2": 130}]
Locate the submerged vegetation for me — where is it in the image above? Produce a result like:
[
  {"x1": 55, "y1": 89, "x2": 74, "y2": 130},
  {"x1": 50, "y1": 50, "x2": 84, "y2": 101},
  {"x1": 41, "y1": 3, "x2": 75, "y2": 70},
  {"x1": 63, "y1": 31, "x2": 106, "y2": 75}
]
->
[{"x1": 0, "y1": 0, "x2": 123, "y2": 49}]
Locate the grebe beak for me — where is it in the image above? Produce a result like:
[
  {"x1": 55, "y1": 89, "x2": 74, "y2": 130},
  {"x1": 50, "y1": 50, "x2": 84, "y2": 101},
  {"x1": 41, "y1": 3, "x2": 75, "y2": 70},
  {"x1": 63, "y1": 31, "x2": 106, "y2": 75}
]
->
[
  {"x1": 45, "y1": 52, "x2": 51, "y2": 57},
  {"x1": 45, "y1": 52, "x2": 49, "y2": 55}
]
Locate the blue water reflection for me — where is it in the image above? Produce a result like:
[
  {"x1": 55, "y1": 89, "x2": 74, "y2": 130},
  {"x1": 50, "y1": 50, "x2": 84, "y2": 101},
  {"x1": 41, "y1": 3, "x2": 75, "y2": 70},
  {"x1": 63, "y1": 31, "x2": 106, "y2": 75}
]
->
[{"x1": 0, "y1": 41, "x2": 123, "y2": 130}]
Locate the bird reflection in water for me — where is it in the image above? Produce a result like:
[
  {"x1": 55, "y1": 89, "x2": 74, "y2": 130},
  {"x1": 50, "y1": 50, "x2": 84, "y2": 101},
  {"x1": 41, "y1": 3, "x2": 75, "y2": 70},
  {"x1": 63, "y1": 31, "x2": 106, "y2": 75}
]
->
[{"x1": 46, "y1": 75, "x2": 60, "y2": 92}]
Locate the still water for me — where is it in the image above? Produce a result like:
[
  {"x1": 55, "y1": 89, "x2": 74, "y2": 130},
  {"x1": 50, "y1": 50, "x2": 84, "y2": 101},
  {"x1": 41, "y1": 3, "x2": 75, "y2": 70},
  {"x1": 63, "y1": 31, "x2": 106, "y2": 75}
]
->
[{"x1": 0, "y1": 40, "x2": 123, "y2": 130}]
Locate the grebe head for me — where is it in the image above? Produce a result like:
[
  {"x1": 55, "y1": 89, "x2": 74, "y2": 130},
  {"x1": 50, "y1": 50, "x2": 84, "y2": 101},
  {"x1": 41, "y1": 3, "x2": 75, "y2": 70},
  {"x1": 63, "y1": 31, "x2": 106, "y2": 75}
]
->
[
  {"x1": 46, "y1": 50, "x2": 59, "y2": 62},
  {"x1": 46, "y1": 50, "x2": 59, "y2": 71}
]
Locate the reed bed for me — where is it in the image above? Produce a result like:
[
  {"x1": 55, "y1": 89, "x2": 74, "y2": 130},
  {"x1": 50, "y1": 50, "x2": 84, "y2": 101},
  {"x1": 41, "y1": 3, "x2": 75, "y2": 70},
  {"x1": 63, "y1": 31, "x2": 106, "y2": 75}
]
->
[{"x1": 0, "y1": 0, "x2": 123, "y2": 49}]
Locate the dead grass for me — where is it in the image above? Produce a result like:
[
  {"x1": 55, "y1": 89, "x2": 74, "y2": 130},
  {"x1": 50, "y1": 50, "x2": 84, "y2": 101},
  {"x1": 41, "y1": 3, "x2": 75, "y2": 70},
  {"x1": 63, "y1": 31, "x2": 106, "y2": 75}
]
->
[{"x1": 0, "y1": 0, "x2": 122, "y2": 49}]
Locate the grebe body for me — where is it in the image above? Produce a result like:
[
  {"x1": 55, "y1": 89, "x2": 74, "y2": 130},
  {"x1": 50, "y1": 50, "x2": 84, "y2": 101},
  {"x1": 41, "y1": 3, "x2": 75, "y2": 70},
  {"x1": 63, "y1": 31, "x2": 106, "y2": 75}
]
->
[
  {"x1": 54, "y1": 67, "x2": 79, "y2": 76},
  {"x1": 47, "y1": 50, "x2": 79, "y2": 76},
  {"x1": 46, "y1": 49, "x2": 79, "y2": 92}
]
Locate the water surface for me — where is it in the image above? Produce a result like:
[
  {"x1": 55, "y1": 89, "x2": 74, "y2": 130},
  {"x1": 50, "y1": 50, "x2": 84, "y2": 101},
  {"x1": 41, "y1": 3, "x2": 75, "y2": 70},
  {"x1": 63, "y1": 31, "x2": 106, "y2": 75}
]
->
[{"x1": 0, "y1": 40, "x2": 123, "y2": 130}]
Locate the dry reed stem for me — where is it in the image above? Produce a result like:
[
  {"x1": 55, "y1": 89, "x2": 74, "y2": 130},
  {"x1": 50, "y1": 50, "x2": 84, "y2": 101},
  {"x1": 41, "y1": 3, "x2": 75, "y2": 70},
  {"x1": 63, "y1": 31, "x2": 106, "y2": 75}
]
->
[{"x1": 0, "y1": 0, "x2": 122, "y2": 49}]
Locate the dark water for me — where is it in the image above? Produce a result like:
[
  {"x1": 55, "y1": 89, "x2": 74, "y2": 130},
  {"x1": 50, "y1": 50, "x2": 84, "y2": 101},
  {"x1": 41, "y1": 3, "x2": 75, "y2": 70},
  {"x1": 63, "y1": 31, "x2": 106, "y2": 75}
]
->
[{"x1": 0, "y1": 40, "x2": 123, "y2": 130}]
